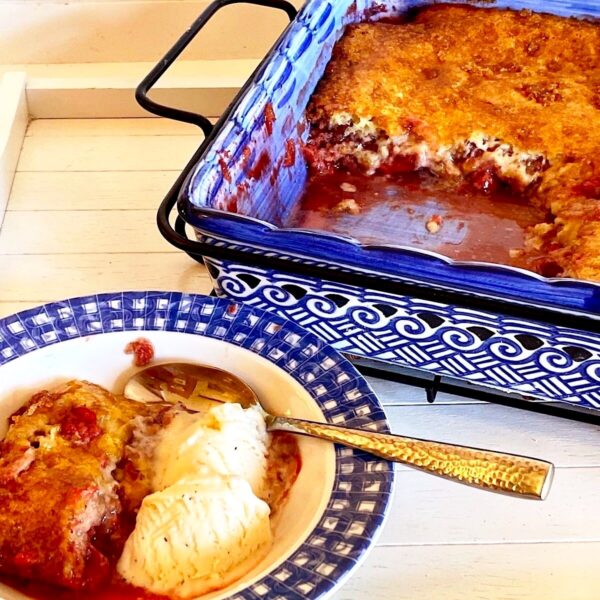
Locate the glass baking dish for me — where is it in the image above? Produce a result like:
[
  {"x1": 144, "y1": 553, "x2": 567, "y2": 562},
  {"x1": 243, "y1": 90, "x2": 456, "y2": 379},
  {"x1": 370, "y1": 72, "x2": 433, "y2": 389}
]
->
[{"x1": 137, "y1": 0, "x2": 600, "y2": 417}]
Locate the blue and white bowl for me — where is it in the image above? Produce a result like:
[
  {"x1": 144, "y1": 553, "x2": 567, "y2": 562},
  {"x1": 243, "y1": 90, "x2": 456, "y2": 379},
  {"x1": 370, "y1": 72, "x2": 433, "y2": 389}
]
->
[{"x1": 0, "y1": 291, "x2": 393, "y2": 600}]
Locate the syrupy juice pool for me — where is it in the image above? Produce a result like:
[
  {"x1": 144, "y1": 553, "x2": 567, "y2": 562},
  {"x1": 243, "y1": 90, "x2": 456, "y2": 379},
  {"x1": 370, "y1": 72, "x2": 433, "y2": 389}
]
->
[{"x1": 289, "y1": 171, "x2": 546, "y2": 269}]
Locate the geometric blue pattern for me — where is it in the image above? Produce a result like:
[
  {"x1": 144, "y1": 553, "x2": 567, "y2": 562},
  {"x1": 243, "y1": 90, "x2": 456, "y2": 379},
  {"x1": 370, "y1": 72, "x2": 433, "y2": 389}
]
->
[
  {"x1": 0, "y1": 291, "x2": 393, "y2": 600},
  {"x1": 207, "y1": 259, "x2": 600, "y2": 411}
]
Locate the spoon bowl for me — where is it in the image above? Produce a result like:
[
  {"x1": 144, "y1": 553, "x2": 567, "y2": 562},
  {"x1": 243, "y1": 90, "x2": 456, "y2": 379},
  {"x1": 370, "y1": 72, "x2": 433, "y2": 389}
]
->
[{"x1": 125, "y1": 362, "x2": 258, "y2": 409}]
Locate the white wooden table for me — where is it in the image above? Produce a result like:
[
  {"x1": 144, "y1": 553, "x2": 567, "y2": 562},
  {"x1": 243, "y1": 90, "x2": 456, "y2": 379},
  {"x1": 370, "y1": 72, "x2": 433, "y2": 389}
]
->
[{"x1": 1, "y1": 118, "x2": 599, "y2": 600}]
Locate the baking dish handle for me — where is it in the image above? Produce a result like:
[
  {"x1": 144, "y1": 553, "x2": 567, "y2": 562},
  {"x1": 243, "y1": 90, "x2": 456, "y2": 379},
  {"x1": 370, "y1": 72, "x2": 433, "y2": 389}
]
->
[{"x1": 135, "y1": 0, "x2": 298, "y2": 136}]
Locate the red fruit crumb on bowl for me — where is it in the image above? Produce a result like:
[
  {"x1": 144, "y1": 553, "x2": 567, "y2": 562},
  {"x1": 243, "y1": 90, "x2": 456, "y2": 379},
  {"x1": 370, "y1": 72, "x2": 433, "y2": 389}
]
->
[{"x1": 125, "y1": 338, "x2": 155, "y2": 367}]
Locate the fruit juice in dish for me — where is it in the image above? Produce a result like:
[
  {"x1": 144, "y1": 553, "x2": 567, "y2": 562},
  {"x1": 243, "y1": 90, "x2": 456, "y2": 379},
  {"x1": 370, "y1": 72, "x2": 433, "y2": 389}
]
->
[{"x1": 290, "y1": 171, "x2": 546, "y2": 269}]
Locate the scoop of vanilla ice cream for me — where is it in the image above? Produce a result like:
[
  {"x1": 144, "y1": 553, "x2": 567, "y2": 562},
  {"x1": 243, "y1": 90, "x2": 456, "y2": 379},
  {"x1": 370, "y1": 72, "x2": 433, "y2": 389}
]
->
[
  {"x1": 152, "y1": 403, "x2": 269, "y2": 496},
  {"x1": 117, "y1": 473, "x2": 272, "y2": 598}
]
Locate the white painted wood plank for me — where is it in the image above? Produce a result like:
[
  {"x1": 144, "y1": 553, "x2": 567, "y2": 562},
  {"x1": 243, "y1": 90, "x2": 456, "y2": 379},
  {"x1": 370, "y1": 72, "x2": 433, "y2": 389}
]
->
[
  {"x1": 0, "y1": 210, "x2": 172, "y2": 254},
  {"x1": 17, "y1": 135, "x2": 200, "y2": 172},
  {"x1": 379, "y1": 467, "x2": 600, "y2": 545},
  {"x1": 17, "y1": 59, "x2": 259, "y2": 88},
  {"x1": 0, "y1": 1, "x2": 300, "y2": 64},
  {"x1": 26, "y1": 118, "x2": 201, "y2": 137},
  {"x1": 0, "y1": 72, "x2": 28, "y2": 227},
  {"x1": 27, "y1": 86, "x2": 238, "y2": 119},
  {"x1": 8, "y1": 171, "x2": 177, "y2": 211},
  {"x1": 336, "y1": 542, "x2": 600, "y2": 600},
  {"x1": 0, "y1": 302, "x2": 38, "y2": 319},
  {"x1": 14, "y1": 59, "x2": 258, "y2": 118},
  {"x1": 0, "y1": 253, "x2": 213, "y2": 302},
  {"x1": 384, "y1": 403, "x2": 600, "y2": 468}
]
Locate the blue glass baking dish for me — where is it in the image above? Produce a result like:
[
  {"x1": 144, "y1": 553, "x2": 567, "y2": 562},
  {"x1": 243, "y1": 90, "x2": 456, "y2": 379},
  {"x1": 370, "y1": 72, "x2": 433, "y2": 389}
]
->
[{"x1": 137, "y1": 0, "x2": 600, "y2": 416}]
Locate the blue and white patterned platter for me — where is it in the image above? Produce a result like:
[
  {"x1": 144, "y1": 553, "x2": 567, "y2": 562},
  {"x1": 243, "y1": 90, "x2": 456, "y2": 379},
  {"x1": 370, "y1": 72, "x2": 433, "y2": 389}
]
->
[
  {"x1": 206, "y1": 259, "x2": 600, "y2": 411},
  {"x1": 0, "y1": 292, "x2": 393, "y2": 600},
  {"x1": 164, "y1": 0, "x2": 600, "y2": 413},
  {"x1": 181, "y1": 0, "x2": 600, "y2": 316}
]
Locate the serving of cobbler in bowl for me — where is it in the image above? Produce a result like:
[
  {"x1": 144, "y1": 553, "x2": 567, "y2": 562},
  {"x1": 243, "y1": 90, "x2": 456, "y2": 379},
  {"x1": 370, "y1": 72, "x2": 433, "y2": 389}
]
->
[{"x1": 0, "y1": 293, "x2": 393, "y2": 600}]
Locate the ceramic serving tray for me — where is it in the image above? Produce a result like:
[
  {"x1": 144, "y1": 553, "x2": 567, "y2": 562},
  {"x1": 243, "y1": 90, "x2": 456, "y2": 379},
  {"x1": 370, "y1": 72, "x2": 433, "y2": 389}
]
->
[{"x1": 136, "y1": 0, "x2": 600, "y2": 415}]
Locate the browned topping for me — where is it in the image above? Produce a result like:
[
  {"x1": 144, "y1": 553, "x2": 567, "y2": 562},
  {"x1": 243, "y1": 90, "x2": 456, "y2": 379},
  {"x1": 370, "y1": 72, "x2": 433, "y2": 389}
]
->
[
  {"x1": 517, "y1": 82, "x2": 562, "y2": 105},
  {"x1": 0, "y1": 381, "x2": 164, "y2": 590}
]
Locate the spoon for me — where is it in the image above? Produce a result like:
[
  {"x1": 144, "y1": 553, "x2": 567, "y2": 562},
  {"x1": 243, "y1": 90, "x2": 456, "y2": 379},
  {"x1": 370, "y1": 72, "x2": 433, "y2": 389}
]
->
[{"x1": 124, "y1": 362, "x2": 554, "y2": 500}]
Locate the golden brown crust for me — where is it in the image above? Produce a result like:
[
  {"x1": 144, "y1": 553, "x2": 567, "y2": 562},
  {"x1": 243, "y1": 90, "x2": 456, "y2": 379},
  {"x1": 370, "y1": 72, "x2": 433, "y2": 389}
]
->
[
  {"x1": 309, "y1": 7, "x2": 600, "y2": 157},
  {"x1": 306, "y1": 5, "x2": 600, "y2": 280},
  {"x1": 0, "y1": 381, "x2": 163, "y2": 590}
]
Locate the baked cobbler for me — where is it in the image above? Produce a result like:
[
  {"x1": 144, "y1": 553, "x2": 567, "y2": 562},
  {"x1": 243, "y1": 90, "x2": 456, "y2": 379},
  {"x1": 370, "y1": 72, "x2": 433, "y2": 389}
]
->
[
  {"x1": 0, "y1": 381, "x2": 300, "y2": 599},
  {"x1": 303, "y1": 4, "x2": 600, "y2": 280}
]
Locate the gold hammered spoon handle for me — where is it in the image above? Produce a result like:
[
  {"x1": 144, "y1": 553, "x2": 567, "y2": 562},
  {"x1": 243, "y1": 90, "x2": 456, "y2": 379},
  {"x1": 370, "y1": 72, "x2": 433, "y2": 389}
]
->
[{"x1": 268, "y1": 415, "x2": 554, "y2": 499}]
